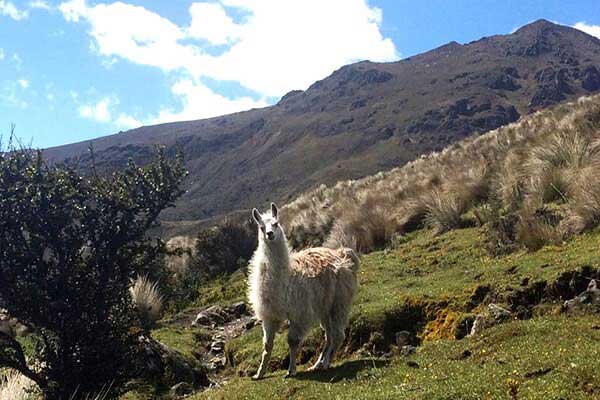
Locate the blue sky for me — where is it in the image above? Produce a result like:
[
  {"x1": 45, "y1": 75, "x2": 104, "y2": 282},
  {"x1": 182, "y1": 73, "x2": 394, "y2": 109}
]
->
[{"x1": 1, "y1": 0, "x2": 599, "y2": 149}]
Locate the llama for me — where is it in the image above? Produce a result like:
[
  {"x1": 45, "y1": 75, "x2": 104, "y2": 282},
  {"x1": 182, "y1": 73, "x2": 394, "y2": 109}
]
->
[{"x1": 248, "y1": 203, "x2": 359, "y2": 379}]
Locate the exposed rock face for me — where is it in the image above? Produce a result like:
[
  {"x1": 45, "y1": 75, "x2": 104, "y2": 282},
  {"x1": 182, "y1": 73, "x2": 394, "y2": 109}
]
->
[
  {"x1": 43, "y1": 20, "x2": 600, "y2": 232},
  {"x1": 582, "y1": 66, "x2": 600, "y2": 92}
]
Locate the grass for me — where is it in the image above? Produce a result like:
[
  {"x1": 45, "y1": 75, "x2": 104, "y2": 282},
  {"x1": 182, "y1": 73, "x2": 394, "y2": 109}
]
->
[
  {"x1": 130, "y1": 275, "x2": 164, "y2": 328},
  {"x1": 131, "y1": 225, "x2": 600, "y2": 400},
  {"x1": 219, "y1": 227, "x2": 600, "y2": 374},
  {"x1": 194, "y1": 315, "x2": 599, "y2": 400}
]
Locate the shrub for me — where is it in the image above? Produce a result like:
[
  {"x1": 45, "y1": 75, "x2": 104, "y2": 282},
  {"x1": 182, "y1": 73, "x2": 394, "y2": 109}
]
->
[
  {"x1": 195, "y1": 218, "x2": 257, "y2": 276},
  {"x1": 0, "y1": 144, "x2": 186, "y2": 399},
  {"x1": 130, "y1": 275, "x2": 164, "y2": 330}
]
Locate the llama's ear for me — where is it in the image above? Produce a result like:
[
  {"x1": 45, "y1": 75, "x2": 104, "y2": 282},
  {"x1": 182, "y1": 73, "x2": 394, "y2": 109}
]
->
[
  {"x1": 271, "y1": 203, "x2": 278, "y2": 219},
  {"x1": 252, "y1": 208, "x2": 263, "y2": 226}
]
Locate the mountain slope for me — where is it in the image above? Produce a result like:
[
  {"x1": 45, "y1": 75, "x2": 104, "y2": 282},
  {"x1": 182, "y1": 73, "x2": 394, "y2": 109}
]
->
[{"x1": 44, "y1": 20, "x2": 600, "y2": 225}]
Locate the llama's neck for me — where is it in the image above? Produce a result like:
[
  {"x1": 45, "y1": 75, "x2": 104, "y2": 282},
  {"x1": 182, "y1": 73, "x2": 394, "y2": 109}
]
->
[{"x1": 258, "y1": 234, "x2": 291, "y2": 276}]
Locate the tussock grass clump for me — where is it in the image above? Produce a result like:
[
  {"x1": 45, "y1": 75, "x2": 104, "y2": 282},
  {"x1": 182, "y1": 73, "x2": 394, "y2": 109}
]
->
[
  {"x1": 0, "y1": 370, "x2": 38, "y2": 400},
  {"x1": 130, "y1": 275, "x2": 163, "y2": 328},
  {"x1": 515, "y1": 208, "x2": 564, "y2": 251},
  {"x1": 282, "y1": 94, "x2": 600, "y2": 254},
  {"x1": 422, "y1": 190, "x2": 467, "y2": 233},
  {"x1": 569, "y1": 166, "x2": 600, "y2": 229}
]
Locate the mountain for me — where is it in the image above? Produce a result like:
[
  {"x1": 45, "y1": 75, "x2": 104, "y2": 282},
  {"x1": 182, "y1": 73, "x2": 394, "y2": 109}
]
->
[{"x1": 44, "y1": 20, "x2": 600, "y2": 229}]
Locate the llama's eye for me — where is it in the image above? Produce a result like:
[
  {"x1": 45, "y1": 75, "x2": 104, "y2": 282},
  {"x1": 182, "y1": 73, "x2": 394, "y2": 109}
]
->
[{"x1": 272, "y1": 222, "x2": 278, "y2": 228}]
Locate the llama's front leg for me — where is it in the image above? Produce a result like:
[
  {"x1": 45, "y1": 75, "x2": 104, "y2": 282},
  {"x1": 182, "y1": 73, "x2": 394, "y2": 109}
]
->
[
  {"x1": 286, "y1": 322, "x2": 306, "y2": 378},
  {"x1": 253, "y1": 319, "x2": 279, "y2": 380}
]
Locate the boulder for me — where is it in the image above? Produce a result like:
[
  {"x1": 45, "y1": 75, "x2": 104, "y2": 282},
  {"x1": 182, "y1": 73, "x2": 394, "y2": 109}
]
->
[
  {"x1": 488, "y1": 304, "x2": 512, "y2": 321},
  {"x1": 395, "y1": 331, "x2": 414, "y2": 347},
  {"x1": 469, "y1": 314, "x2": 489, "y2": 336},
  {"x1": 563, "y1": 279, "x2": 600, "y2": 312},
  {"x1": 227, "y1": 301, "x2": 249, "y2": 318},
  {"x1": 135, "y1": 335, "x2": 210, "y2": 388},
  {"x1": 170, "y1": 382, "x2": 194, "y2": 397},
  {"x1": 400, "y1": 345, "x2": 417, "y2": 356},
  {"x1": 0, "y1": 309, "x2": 29, "y2": 338},
  {"x1": 469, "y1": 304, "x2": 512, "y2": 336},
  {"x1": 192, "y1": 302, "x2": 251, "y2": 327},
  {"x1": 191, "y1": 305, "x2": 229, "y2": 327}
]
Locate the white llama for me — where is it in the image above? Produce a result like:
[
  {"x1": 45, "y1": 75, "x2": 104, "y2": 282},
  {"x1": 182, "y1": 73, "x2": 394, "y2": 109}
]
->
[{"x1": 248, "y1": 203, "x2": 359, "y2": 379}]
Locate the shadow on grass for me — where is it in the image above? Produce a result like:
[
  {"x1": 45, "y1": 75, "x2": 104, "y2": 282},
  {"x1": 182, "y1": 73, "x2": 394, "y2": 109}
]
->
[{"x1": 293, "y1": 359, "x2": 390, "y2": 383}]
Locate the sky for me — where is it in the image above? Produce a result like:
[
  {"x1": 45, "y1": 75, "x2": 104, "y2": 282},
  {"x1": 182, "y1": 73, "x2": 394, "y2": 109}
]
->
[{"x1": 1, "y1": 0, "x2": 599, "y2": 148}]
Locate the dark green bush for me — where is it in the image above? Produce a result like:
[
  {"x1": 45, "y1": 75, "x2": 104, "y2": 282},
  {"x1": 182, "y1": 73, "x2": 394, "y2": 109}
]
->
[
  {"x1": 195, "y1": 218, "x2": 257, "y2": 276},
  {"x1": 0, "y1": 143, "x2": 185, "y2": 399}
]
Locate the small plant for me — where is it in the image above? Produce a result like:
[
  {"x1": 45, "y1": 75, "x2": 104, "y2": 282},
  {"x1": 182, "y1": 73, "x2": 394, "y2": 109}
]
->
[
  {"x1": 0, "y1": 369, "x2": 39, "y2": 400},
  {"x1": 130, "y1": 275, "x2": 164, "y2": 329},
  {"x1": 506, "y1": 377, "x2": 520, "y2": 400}
]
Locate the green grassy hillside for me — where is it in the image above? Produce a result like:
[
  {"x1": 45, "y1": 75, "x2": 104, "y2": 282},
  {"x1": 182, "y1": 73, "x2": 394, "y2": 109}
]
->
[{"x1": 126, "y1": 225, "x2": 600, "y2": 399}]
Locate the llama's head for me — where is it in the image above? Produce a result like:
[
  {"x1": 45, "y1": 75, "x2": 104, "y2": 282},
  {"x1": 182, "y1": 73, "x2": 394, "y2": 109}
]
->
[{"x1": 252, "y1": 203, "x2": 283, "y2": 243}]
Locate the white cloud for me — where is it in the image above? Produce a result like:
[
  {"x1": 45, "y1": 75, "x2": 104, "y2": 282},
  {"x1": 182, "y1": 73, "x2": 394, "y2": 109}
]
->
[
  {"x1": 574, "y1": 22, "x2": 600, "y2": 39},
  {"x1": 152, "y1": 79, "x2": 268, "y2": 124},
  {"x1": 59, "y1": 0, "x2": 398, "y2": 123},
  {"x1": 115, "y1": 113, "x2": 143, "y2": 129},
  {"x1": 29, "y1": 0, "x2": 51, "y2": 10},
  {"x1": 60, "y1": 0, "x2": 199, "y2": 71},
  {"x1": 78, "y1": 96, "x2": 116, "y2": 123},
  {"x1": 17, "y1": 79, "x2": 29, "y2": 88},
  {"x1": 187, "y1": 2, "x2": 241, "y2": 45},
  {"x1": 0, "y1": 48, "x2": 4, "y2": 61},
  {"x1": 0, "y1": 0, "x2": 28, "y2": 20},
  {"x1": 204, "y1": 0, "x2": 398, "y2": 97}
]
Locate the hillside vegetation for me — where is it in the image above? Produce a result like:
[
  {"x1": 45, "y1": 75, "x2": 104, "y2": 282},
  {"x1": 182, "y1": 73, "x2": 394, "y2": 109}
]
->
[
  {"x1": 179, "y1": 226, "x2": 600, "y2": 400},
  {"x1": 283, "y1": 95, "x2": 600, "y2": 254},
  {"x1": 114, "y1": 95, "x2": 600, "y2": 399}
]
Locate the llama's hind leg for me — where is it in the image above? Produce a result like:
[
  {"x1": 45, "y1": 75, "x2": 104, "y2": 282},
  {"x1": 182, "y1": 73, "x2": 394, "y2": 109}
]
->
[
  {"x1": 253, "y1": 319, "x2": 280, "y2": 380},
  {"x1": 286, "y1": 322, "x2": 308, "y2": 377},
  {"x1": 321, "y1": 301, "x2": 351, "y2": 369},
  {"x1": 321, "y1": 325, "x2": 345, "y2": 369},
  {"x1": 308, "y1": 323, "x2": 331, "y2": 371}
]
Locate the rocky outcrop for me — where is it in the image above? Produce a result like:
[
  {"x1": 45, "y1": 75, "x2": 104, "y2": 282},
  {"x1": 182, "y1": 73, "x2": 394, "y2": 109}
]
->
[
  {"x1": 134, "y1": 335, "x2": 211, "y2": 389},
  {"x1": 563, "y1": 280, "x2": 599, "y2": 313},
  {"x1": 192, "y1": 302, "x2": 250, "y2": 328},
  {"x1": 469, "y1": 304, "x2": 513, "y2": 336},
  {"x1": 0, "y1": 309, "x2": 29, "y2": 338}
]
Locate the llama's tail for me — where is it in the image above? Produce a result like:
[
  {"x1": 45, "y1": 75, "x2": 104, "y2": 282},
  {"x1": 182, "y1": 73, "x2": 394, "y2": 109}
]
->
[{"x1": 342, "y1": 248, "x2": 360, "y2": 275}]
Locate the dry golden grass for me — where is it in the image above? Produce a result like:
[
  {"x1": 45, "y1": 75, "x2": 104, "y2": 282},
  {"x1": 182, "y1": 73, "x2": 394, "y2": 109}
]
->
[
  {"x1": 0, "y1": 369, "x2": 38, "y2": 400},
  {"x1": 129, "y1": 275, "x2": 163, "y2": 328},
  {"x1": 282, "y1": 94, "x2": 600, "y2": 253}
]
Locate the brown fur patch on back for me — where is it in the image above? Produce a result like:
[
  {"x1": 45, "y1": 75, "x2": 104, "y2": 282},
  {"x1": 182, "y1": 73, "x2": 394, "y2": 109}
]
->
[{"x1": 290, "y1": 247, "x2": 351, "y2": 277}]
